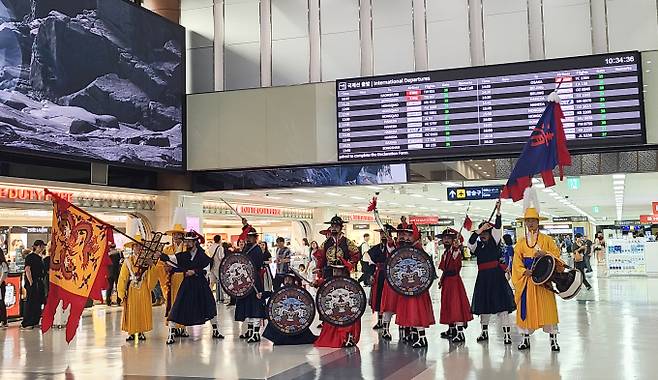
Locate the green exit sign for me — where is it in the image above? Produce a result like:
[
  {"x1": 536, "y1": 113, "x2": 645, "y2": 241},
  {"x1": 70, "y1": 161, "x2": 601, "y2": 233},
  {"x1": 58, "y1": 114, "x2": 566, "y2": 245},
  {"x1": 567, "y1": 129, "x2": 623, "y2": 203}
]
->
[
  {"x1": 593, "y1": 206, "x2": 600, "y2": 213},
  {"x1": 567, "y1": 177, "x2": 581, "y2": 190}
]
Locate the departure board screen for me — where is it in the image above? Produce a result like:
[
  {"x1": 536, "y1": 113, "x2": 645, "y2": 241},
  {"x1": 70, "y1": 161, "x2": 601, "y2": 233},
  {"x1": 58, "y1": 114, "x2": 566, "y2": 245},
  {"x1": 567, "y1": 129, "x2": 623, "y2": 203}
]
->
[{"x1": 336, "y1": 52, "x2": 645, "y2": 161}]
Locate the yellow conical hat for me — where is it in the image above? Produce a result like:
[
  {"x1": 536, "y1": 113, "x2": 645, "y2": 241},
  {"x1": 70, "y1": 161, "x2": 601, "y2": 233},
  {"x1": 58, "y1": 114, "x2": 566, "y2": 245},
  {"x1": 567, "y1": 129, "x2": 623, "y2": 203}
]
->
[{"x1": 124, "y1": 234, "x2": 143, "y2": 249}]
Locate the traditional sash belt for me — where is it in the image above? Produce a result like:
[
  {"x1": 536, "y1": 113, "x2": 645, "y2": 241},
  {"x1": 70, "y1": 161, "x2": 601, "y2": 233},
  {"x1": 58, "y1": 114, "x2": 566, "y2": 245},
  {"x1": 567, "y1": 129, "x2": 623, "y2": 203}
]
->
[
  {"x1": 520, "y1": 257, "x2": 535, "y2": 321},
  {"x1": 477, "y1": 261, "x2": 505, "y2": 271}
]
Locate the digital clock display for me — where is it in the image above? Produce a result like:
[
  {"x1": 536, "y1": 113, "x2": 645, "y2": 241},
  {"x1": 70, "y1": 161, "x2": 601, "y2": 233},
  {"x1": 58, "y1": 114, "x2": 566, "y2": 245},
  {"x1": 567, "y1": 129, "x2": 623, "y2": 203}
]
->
[{"x1": 336, "y1": 51, "x2": 645, "y2": 162}]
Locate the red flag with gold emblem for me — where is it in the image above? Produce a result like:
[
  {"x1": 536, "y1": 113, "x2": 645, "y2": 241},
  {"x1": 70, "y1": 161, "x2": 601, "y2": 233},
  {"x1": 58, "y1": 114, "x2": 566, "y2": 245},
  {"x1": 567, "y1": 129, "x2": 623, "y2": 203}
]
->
[{"x1": 41, "y1": 189, "x2": 113, "y2": 342}]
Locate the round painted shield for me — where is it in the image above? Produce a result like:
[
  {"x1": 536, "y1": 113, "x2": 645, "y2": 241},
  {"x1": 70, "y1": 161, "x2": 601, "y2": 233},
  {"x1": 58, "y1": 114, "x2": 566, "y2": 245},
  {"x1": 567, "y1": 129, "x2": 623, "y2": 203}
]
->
[
  {"x1": 316, "y1": 276, "x2": 366, "y2": 327},
  {"x1": 267, "y1": 287, "x2": 316, "y2": 335},
  {"x1": 219, "y1": 253, "x2": 256, "y2": 299},
  {"x1": 386, "y1": 246, "x2": 434, "y2": 296}
]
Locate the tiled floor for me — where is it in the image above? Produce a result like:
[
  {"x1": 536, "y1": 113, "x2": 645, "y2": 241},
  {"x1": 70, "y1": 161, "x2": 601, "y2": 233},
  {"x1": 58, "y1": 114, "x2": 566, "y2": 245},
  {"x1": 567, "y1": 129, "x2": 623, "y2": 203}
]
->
[{"x1": 2, "y1": 262, "x2": 658, "y2": 379}]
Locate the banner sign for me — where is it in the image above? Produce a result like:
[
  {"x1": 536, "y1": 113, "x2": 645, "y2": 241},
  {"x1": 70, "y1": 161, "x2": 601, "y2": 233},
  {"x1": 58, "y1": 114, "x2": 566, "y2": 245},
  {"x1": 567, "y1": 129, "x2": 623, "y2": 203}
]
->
[
  {"x1": 552, "y1": 216, "x2": 588, "y2": 222},
  {"x1": 0, "y1": 187, "x2": 73, "y2": 203},
  {"x1": 640, "y1": 215, "x2": 658, "y2": 224},
  {"x1": 408, "y1": 216, "x2": 439, "y2": 225}
]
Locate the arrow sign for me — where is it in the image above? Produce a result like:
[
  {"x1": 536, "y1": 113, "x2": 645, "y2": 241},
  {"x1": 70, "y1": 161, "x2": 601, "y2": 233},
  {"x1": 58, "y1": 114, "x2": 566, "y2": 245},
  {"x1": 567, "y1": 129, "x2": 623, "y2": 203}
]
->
[{"x1": 449, "y1": 190, "x2": 457, "y2": 199}]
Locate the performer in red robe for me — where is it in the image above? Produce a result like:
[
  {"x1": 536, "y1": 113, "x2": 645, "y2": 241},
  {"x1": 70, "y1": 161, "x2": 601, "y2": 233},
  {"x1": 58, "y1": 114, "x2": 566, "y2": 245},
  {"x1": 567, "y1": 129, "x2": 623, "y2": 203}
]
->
[
  {"x1": 388, "y1": 223, "x2": 436, "y2": 348},
  {"x1": 313, "y1": 216, "x2": 362, "y2": 348},
  {"x1": 437, "y1": 228, "x2": 473, "y2": 343}
]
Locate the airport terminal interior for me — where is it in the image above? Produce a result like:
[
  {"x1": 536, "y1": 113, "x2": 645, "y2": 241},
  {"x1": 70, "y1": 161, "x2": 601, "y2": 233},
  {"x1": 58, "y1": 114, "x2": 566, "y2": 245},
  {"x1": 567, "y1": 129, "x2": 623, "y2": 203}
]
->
[{"x1": 1, "y1": 0, "x2": 658, "y2": 379}]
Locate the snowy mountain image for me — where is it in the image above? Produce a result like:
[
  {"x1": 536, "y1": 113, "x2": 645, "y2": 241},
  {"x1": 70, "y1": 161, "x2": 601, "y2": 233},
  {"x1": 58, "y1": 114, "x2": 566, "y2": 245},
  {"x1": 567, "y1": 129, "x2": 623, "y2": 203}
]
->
[{"x1": 0, "y1": 0, "x2": 185, "y2": 169}]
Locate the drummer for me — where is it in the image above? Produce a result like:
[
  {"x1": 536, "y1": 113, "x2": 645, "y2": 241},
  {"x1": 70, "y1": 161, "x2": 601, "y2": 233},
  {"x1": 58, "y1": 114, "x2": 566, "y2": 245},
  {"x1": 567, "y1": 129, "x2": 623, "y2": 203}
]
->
[
  {"x1": 234, "y1": 226, "x2": 268, "y2": 343},
  {"x1": 313, "y1": 215, "x2": 361, "y2": 348},
  {"x1": 512, "y1": 191, "x2": 562, "y2": 352},
  {"x1": 387, "y1": 223, "x2": 435, "y2": 348},
  {"x1": 262, "y1": 271, "x2": 318, "y2": 345}
]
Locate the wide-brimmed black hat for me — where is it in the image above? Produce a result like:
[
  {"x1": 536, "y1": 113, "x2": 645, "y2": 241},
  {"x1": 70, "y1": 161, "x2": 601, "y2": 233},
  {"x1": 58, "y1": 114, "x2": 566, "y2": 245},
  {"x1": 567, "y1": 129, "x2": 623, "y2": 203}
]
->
[
  {"x1": 325, "y1": 215, "x2": 347, "y2": 226},
  {"x1": 375, "y1": 223, "x2": 395, "y2": 234},
  {"x1": 478, "y1": 220, "x2": 494, "y2": 232},
  {"x1": 397, "y1": 223, "x2": 413, "y2": 234},
  {"x1": 437, "y1": 228, "x2": 459, "y2": 238}
]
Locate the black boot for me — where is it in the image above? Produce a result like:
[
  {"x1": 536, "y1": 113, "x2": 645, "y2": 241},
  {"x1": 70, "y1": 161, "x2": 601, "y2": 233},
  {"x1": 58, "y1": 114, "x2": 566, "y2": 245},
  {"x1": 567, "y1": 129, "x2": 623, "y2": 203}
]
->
[
  {"x1": 503, "y1": 327, "x2": 512, "y2": 345},
  {"x1": 518, "y1": 334, "x2": 530, "y2": 350},
  {"x1": 381, "y1": 321, "x2": 392, "y2": 341},
  {"x1": 241, "y1": 324, "x2": 254, "y2": 340},
  {"x1": 344, "y1": 333, "x2": 355, "y2": 347},
  {"x1": 126, "y1": 334, "x2": 135, "y2": 342},
  {"x1": 550, "y1": 334, "x2": 560, "y2": 352},
  {"x1": 407, "y1": 328, "x2": 418, "y2": 345},
  {"x1": 452, "y1": 326, "x2": 465, "y2": 343},
  {"x1": 247, "y1": 325, "x2": 261, "y2": 343},
  {"x1": 138, "y1": 332, "x2": 146, "y2": 341},
  {"x1": 174, "y1": 328, "x2": 182, "y2": 337},
  {"x1": 441, "y1": 324, "x2": 456, "y2": 339},
  {"x1": 212, "y1": 324, "x2": 224, "y2": 339},
  {"x1": 477, "y1": 325, "x2": 489, "y2": 342},
  {"x1": 402, "y1": 327, "x2": 413, "y2": 344},
  {"x1": 411, "y1": 329, "x2": 428, "y2": 348},
  {"x1": 179, "y1": 328, "x2": 190, "y2": 338},
  {"x1": 166, "y1": 328, "x2": 176, "y2": 345},
  {"x1": 373, "y1": 315, "x2": 384, "y2": 330}
]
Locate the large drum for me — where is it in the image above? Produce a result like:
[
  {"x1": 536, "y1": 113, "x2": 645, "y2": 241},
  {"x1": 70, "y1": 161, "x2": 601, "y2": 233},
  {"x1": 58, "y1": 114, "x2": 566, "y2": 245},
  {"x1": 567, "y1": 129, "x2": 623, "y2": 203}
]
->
[
  {"x1": 531, "y1": 255, "x2": 583, "y2": 300},
  {"x1": 386, "y1": 246, "x2": 434, "y2": 296},
  {"x1": 219, "y1": 253, "x2": 256, "y2": 299},
  {"x1": 267, "y1": 287, "x2": 316, "y2": 335},
  {"x1": 316, "y1": 276, "x2": 366, "y2": 327}
]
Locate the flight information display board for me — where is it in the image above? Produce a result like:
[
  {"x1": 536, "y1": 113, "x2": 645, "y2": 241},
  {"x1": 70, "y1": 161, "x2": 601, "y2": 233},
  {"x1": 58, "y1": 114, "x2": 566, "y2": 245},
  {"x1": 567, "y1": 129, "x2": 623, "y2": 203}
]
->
[{"x1": 336, "y1": 52, "x2": 645, "y2": 161}]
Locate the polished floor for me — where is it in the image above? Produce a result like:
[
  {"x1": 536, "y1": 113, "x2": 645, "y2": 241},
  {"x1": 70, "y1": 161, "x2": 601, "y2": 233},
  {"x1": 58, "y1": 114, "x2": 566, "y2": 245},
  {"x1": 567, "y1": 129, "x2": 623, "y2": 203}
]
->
[{"x1": 1, "y1": 263, "x2": 657, "y2": 379}]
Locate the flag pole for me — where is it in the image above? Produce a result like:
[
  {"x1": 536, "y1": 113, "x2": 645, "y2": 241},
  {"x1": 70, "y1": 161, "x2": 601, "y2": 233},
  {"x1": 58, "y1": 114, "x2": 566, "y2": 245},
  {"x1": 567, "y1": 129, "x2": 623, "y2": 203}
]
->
[
  {"x1": 44, "y1": 188, "x2": 145, "y2": 246},
  {"x1": 458, "y1": 202, "x2": 472, "y2": 236}
]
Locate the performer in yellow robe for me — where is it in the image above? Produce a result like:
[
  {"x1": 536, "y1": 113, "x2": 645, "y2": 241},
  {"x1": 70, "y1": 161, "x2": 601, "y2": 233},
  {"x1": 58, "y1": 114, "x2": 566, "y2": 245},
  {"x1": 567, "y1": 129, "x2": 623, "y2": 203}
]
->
[
  {"x1": 159, "y1": 223, "x2": 186, "y2": 336},
  {"x1": 512, "y1": 206, "x2": 561, "y2": 352},
  {"x1": 118, "y1": 236, "x2": 156, "y2": 341}
]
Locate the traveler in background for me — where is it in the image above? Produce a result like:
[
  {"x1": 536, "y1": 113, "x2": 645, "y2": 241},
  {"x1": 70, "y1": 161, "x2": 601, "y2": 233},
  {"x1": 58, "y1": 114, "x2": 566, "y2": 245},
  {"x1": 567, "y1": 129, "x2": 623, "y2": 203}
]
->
[
  {"x1": 573, "y1": 234, "x2": 592, "y2": 290},
  {"x1": 561, "y1": 235, "x2": 573, "y2": 255},
  {"x1": 21, "y1": 240, "x2": 46, "y2": 329},
  {"x1": 358, "y1": 233, "x2": 373, "y2": 286},
  {"x1": 594, "y1": 232, "x2": 606, "y2": 264},
  {"x1": 208, "y1": 235, "x2": 225, "y2": 303},
  {"x1": 106, "y1": 243, "x2": 122, "y2": 306},
  {"x1": 41, "y1": 242, "x2": 50, "y2": 300},
  {"x1": 424, "y1": 234, "x2": 437, "y2": 259},
  {"x1": 273, "y1": 237, "x2": 291, "y2": 290},
  {"x1": 0, "y1": 251, "x2": 8, "y2": 328},
  {"x1": 584, "y1": 236, "x2": 593, "y2": 273},
  {"x1": 302, "y1": 238, "x2": 311, "y2": 263}
]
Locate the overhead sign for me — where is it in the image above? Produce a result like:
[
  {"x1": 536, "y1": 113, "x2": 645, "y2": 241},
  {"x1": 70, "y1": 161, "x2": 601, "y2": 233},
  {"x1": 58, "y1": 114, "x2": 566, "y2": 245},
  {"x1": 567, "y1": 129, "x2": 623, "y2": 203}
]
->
[
  {"x1": 237, "y1": 206, "x2": 283, "y2": 216},
  {"x1": 640, "y1": 215, "x2": 658, "y2": 224},
  {"x1": 615, "y1": 220, "x2": 641, "y2": 225},
  {"x1": 552, "y1": 216, "x2": 588, "y2": 223},
  {"x1": 0, "y1": 187, "x2": 73, "y2": 203},
  {"x1": 349, "y1": 214, "x2": 375, "y2": 222},
  {"x1": 353, "y1": 223, "x2": 370, "y2": 230},
  {"x1": 567, "y1": 177, "x2": 581, "y2": 190},
  {"x1": 653, "y1": 202, "x2": 658, "y2": 215},
  {"x1": 408, "y1": 216, "x2": 439, "y2": 225},
  {"x1": 434, "y1": 218, "x2": 455, "y2": 226},
  {"x1": 447, "y1": 185, "x2": 502, "y2": 201}
]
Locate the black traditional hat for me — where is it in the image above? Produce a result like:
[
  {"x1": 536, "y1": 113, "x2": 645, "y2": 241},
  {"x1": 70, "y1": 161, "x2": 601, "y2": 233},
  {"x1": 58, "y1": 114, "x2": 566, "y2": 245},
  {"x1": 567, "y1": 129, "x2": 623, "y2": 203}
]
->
[
  {"x1": 376, "y1": 223, "x2": 396, "y2": 234},
  {"x1": 396, "y1": 223, "x2": 414, "y2": 234},
  {"x1": 324, "y1": 215, "x2": 347, "y2": 226},
  {"x1": 478, "y1": 220, "x2": 494, "y2": 232},
  {"x1": 437, "y1": 227, "x2": 459, "y2": 238}
]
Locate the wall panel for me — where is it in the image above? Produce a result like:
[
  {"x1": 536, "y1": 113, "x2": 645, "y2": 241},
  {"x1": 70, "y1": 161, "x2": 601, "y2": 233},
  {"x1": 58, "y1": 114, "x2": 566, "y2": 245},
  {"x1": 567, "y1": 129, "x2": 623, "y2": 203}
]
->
[
  {"x1": 543, "y1": 1, "x2": 592, "y2": 58},
  {"x1": 372, "y1": 0, "x2": 414, "y2": 75},
  {"x1": 320, "y1": 0, "x2": 360, "y2": 80},
  {"x1": 426, "y1": 0, "x2": 470, "y2": 69},
  {"x1": 607, "y1": 0, "x2": 658, "y2": 52}
]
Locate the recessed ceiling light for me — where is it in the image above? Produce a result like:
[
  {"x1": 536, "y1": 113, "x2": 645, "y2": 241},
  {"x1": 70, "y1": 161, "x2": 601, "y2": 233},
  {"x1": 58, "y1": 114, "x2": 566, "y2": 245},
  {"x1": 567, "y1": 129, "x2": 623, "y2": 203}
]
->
[
  {"x1": 224, "y1": 191, "x2": 250, "y2": 196},
  {"x1": 350, "y1": 196, "x2": 365, "y2": 200},
  {"x1": 338, "y1": 204, "x2": 351, "y2": 208},
  {"x1": 428, "y1": 197, "x2": 440, "y2": 201},
  {"x1": 389, "y1": 202, "x2": 400, "y2": 206},
  {"x1": 442, "y1": 182, "x2": 460, "y2": 187},
  {"x1": 612, "y1": 174, "x2": 626, "y2": 180},
  {"x1": 410, "y1": 194, "x2": 423, "y2": 198},
  {"x1": 265, "y1": 195, "x2": 282, "y2": 199},
  {"x1": 292, "y1": 198, "x2": 310, "y2": 203},
  {"x1": 419, "y1": 206, "x2": 429, "y2": 210},
  {"x1": 365, "y1": 185, "x2": 383, "y2": 190},
  {"x1": 406, "y1": 205, "x2": 417, "y2": 208},
  {"x1": 613, "y1": 180, "x2": 625, "y2": 185},
  {"x1": 613, "y1": 185, "x2": 624, "y2": 190},
  {"x1": 293, "y1": 189, "x2": 316, "y2": 194},
  {"x1": 325, "y1": 192, "x2": 341, "y2": 197}
]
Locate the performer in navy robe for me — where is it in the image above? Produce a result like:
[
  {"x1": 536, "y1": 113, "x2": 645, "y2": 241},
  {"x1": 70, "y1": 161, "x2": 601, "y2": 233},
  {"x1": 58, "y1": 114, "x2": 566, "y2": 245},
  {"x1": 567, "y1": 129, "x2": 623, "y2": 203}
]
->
[
  {"x1": 368, "y1": 224, "x2": 395, "y2": 331},
  {"x1": 467, "y1": 200, "x2": 515, "y2": 345},
  {"x1": 235, "y1": 226, "x2": 268, "y2": 343},
  {"x1": 262, "y1": 271, "x2": 318, "y2": 345},
  {"x1": 161, "y1": 231, "x2": 224, "y2": 344}
]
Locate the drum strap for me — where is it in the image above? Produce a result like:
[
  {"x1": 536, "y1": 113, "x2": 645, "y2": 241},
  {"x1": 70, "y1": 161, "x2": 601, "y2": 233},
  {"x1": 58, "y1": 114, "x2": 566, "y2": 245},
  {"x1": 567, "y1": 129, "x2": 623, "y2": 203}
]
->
[{"x1": 520, "y1": 258, "x2": 535, "y2": 321}]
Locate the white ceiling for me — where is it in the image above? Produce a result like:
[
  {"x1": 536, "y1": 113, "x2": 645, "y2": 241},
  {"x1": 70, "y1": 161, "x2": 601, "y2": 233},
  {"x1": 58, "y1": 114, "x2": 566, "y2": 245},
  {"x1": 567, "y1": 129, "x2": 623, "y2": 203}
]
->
[{"x1": 203, "y1": 172, "x2": 658, "y2": 225}]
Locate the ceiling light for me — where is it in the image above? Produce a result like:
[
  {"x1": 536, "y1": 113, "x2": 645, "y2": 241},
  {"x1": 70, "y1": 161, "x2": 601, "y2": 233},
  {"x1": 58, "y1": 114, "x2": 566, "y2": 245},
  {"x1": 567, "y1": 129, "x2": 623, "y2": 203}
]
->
[
  {"x1": 419, "y1": 206, "x2": 429, "y2": 210},
  {"x1": 613, "y1": 180, "x2": 625, "y2": 186},
  {"x1": 350, "y1": 196, "x2": 365, "y2": 200},
  {"x1": 613, "y1": 185, "x2": 624, "y2": 190},
  {"x1": 365, "y1": 186, "x2": 383, "y2": 190},
  {"x1": 410, "y1": 194, "x2": 423, "y2": 198},
  {"x1": 612, "y1": 174, "x2": 626, "y2": 180},
  {"x1": 224, "y1": 191, "x2": 250, "y2": 196},
  {"x1": 338, "y1": 204, "x2": 351, "y2": 208},
  {"x1": 325, "y1": 192, "x2": 341, "y2": 197},
  {"x1": 406, "y1": 205, "x2": 417, "y2": 208},
  {"x1": 428, "y1": 197, "x2": 440, "y2": 201},
  {"x1": 292, "y1": 198, "x2": 310, "y2": 203},
  {"x1": 265, "y1": 195, "x2": 282, "y2": 200},
  {"x1": 293, "y1": 189, "x2": 316, "y2": 194},
  {"x1": 442, "y1": 182, "x2": 460, "y2": 187}
]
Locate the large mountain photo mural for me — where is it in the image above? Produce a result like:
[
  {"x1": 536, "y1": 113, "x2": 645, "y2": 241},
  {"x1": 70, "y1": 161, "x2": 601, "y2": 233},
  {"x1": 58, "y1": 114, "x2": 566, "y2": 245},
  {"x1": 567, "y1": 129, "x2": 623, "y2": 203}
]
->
[{"x1": 0, "y1": 0, "x2": 185, "y2": 169}]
